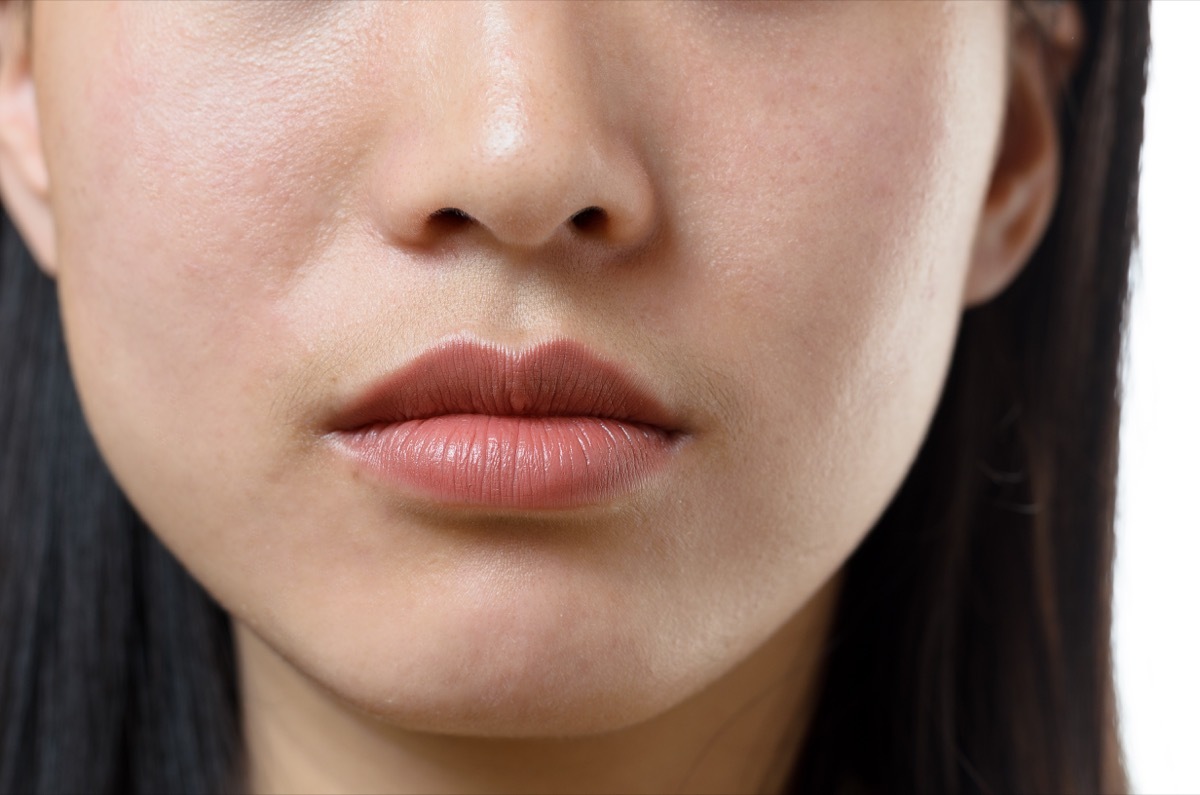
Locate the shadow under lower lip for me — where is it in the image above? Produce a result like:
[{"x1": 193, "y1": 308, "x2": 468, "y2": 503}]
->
[{"x1": 333, "y1": 415, "x2": 676, "y2": 509}]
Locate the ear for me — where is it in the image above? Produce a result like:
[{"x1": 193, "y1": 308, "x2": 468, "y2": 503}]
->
[
  {"x1": 964, "y1": 1, "x2": 1084, "y2": 308},
  {"x1": 0, "y1": 0, "x2": 56, "y2": 276}
]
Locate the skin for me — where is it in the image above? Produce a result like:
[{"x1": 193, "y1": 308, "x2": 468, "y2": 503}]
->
[{"x1": 0, "y1": 1, "x2": 1080, "y2": 792}]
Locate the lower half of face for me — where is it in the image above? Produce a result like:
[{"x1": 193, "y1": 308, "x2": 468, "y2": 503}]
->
[{"x1": 38, "y1": 1, "x2": 1005, "y2": 735}]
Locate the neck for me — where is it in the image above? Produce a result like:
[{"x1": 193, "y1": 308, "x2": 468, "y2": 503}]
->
[{"x1": 236, "y1": 576, "x2": 839, "y2": 795}]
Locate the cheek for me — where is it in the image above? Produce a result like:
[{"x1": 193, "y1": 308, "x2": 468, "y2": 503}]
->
[
  {"x1": 639, "y1": 8, "x2": 1003, "y2": 554},
  {"x1": 39, "y1": 9, "x2": 388, "y2": 594},
  {"x1": 47, "y1": 6, "x2": 380, "y2": 483}
]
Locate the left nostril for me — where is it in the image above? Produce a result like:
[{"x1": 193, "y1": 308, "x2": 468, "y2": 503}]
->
[{"x1": 569, "y1": 206, "x2": 607, "y2": 234}]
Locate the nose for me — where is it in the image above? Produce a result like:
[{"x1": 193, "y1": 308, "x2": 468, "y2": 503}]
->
[{"x1": 367, "y1": 2, "x2": 659, "y2": 253}]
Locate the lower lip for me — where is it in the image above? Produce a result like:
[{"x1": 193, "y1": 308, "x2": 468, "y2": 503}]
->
[{"x1": 333, "y1": 415, "x2": 677, "y2": 509}]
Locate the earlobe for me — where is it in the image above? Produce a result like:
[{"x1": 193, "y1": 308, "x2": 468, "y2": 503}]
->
[
  {"x1": 964, "y1": 1, "x2": 1084, "y2": 309},
  {"x1": 0, "y1": 0, "x2": 57, "y2": 276}
]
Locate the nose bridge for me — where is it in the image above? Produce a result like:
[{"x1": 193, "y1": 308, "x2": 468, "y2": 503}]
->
[
  {"x1": 370, "y1": 1, "x2": 657, "y2": 252},
  {"x1": 474, "y1": 2, "x2": 577, "y2": 166}
]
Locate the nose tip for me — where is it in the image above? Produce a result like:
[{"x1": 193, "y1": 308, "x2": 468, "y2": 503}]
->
[
  {"x1": 399, "y1": 141, "x2": 658, "y2": 251},
  {"x1": 367, "y1": 4, "x2": 659, "y2": 253}
]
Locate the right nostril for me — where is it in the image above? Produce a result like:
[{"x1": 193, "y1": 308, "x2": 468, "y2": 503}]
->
[
  {"x1": 569, "y1": 206, "x2": 607, "y2": 234},
  {"x1": 428, "y1": 207, "x2": 473, "y2": 231}
]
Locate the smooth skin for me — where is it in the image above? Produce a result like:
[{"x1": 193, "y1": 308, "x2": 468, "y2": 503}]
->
[{"x1": 0, "y1": 2, "x2": 1080, "y2": 793}]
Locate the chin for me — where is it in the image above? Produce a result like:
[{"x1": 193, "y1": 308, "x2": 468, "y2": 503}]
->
[{"x1": 263, "y1": 592, "x2": 703, "y2": 739}]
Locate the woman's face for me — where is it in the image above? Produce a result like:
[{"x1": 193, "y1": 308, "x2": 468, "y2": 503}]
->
[{"x1": 23, "y1": 1, "x2": 1017, "y2": 734}]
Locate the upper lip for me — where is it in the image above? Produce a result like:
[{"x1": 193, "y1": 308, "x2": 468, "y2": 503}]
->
[{"x1": 327, "y1": 337, "x2": 681, "y2": 433}]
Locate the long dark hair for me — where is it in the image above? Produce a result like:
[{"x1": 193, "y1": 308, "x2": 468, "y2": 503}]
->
[
  {"x1": 0, "y1": 2, "x2": 1148, "y2": 793},
  {"x1": 793, "y1": 1, "x2": 1148, "y2": 792}
]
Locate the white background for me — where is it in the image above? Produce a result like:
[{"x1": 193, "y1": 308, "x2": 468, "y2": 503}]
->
[{"x1": 1114, "y1": 2, "x2": 1200, "y2": 793}]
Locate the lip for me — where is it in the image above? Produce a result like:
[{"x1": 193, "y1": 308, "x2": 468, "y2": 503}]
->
[{"x1": 326, "y1": 337, "x2": 685, "y2": 509}]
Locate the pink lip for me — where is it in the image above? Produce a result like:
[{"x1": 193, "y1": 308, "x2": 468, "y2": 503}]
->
[{"x1": 326, "y1": 338, "x2": 685, "y2": 509}]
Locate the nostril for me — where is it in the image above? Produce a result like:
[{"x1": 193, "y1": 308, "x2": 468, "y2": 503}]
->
[
  {"x1": 424, "y1": 206, "x2": 613, "y2": 243},
  {"x1": 428, "y1": 207, "x2": 474, "y2": 232},
  {"x1": 569, "y1": 206, "x2": 607, "y2": 234}
]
